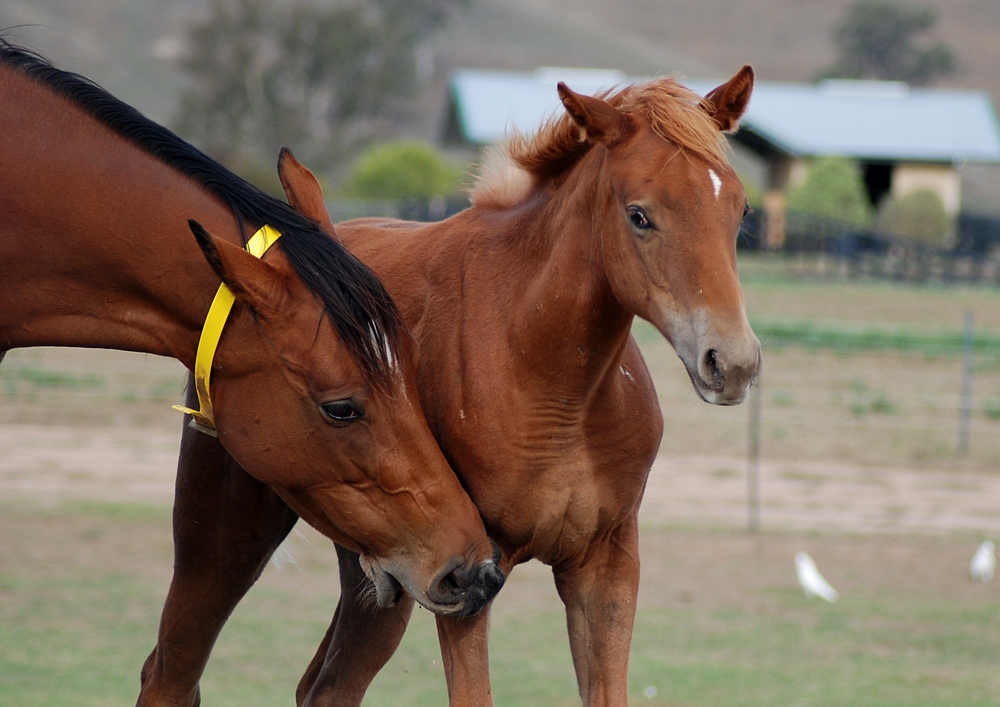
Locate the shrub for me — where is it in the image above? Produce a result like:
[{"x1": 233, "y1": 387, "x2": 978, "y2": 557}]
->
[
  {"x1": 875, "y1": 188, "x2": 953, "y2": 248},
  {"x1": 341, "y1": 141, "x2": 464, "y2": 199},
  {"x1": 787, "y1": 156, "x2": 873, "y2": 228}
]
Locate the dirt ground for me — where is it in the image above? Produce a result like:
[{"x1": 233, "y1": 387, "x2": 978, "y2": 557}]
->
[{"x1": 2, "y1": 421, "x2": 999, "y2": 538}]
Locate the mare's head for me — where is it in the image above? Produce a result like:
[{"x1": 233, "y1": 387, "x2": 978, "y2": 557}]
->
[
  {"x1": 188, "y1": 218, "x2": 502, "y2": 616},
  {"x1": 478, "y1": 67, "x2": 760, "y2": 404},
  {"x1": 0, "y1": 40, "x2": 502, "y2": 616}
]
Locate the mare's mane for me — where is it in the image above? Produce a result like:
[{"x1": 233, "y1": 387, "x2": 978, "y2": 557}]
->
[
  {"x1": 472, "y1": 77, "x2": 732, "y2": 209},
  {"x1": 0, "y1": 38, "x2": 400, "y2": 389}
]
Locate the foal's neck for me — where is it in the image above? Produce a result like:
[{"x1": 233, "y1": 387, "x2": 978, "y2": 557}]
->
[{"x1": 503, "y1": 192, "x2": 635, "y2": 387}]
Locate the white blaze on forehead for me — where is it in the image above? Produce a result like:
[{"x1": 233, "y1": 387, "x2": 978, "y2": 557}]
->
[{"x1": 708, "y1": 169, "x2": 723, "y2": 198}]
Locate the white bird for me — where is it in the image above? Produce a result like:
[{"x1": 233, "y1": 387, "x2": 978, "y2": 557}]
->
[
  {"x1": 795, "y1": 551, "x2": 839, "y2": 602},
  {"x1": 969, "y1": 540, "x2": 996, "y2": 583}
]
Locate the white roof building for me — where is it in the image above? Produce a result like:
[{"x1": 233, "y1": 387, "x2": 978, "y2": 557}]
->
[{"x1": 444, "y1": 68, "x2": 1000, "y2": 215}]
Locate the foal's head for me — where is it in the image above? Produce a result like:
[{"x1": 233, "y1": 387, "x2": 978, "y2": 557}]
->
[{"x1": 482, "y1": 67, "x2": 761, "y2": 404}]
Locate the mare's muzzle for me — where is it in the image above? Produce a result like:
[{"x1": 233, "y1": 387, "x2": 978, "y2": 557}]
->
[
  {"x1": 361, "y1": 542, "x2": 505, "y2": 617},
  {"x1": 428, "y1": 542, "x2": 505, "y2": 617}
]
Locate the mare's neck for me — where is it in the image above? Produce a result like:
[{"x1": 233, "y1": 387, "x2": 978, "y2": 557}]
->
[
  {"x1": 1, "y1": 185, "x2": 225, "y2": 368},
  {"x1": 0, "y1": 86, "x2": 232, "y2": 367}
]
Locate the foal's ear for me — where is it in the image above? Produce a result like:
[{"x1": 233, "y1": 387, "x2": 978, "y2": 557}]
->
[
  {"x1": 277, "y1": 147, "x2": 336, "y2": 234},
  {"x1": 701, "y1": 65, "x2": 754, "y2": 132},
  {"x1": 189, "y1": 220, "x2": 286, "y2": 316},
  {"x1": 557, "y1": 83, "x2": 631, "y2": 145}
]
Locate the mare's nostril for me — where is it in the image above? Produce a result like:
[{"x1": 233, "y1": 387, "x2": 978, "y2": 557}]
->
[
  {"x1": 438, "y1": 569, "x2": 462, "y2": 595},
  {"x1": 428, "y1": 557, "x2": 469, "y2": 605},
  {"x1": 428, "y1": 556, "x2": 506, "y2": 616},
  {"x1": 479, "y1": 561, "x2": 505, "y2": 596},
  {"x1": 454, "y1": 560, "x2": 505, "y2": 618}
]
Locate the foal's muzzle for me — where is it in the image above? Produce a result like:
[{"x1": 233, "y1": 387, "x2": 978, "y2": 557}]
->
[{"x1": 695, "y1": 342, "x2": 761, "y2": 405}]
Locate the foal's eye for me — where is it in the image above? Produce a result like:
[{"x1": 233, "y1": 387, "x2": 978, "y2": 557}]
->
[
  {"x1": 742, "y1": 201, "x2": 751, "y2": 219},
  {"x1": 627, "y1": 206, "x2": 652, "y2": 230},
  {"x1": 322, "y1": 399, "x2": 364, "y2": 423}
]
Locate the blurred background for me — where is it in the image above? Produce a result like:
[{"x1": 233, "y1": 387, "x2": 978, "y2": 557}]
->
[{"x1": 2, "y1": 1, "x2": 999, "y2": 705}]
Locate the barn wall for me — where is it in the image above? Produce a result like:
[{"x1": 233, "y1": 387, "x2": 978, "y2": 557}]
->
[{"x1": 889, "y1": 163, "x2": 961, "y2": 215}]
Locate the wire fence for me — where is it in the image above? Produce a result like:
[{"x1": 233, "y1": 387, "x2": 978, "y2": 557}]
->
[
  {"x1": 642, "y1": 315, "x2": 1000, "y2": 475},
  {"x1": 738, "y1": 209, "x2": 1000, "y2": 285},
  {"x1": 3, "y1": 317, "x2": 1000, "y2": 467}
]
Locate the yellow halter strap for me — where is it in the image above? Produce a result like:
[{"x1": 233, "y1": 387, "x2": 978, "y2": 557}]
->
[{"x1": 173, "y1": 224, "x2": 283, "y2": 436}]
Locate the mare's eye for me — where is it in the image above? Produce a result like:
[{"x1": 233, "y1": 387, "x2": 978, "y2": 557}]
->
[
  {"x1": 742, "y1": 201, "x2": 751, "y2": 219},
  {"x1": 627, "y1": 206, "x2": 652, "y2": 230},
  {"x1": 322, "y1": 399, "x2": 364, "y2": 423}
]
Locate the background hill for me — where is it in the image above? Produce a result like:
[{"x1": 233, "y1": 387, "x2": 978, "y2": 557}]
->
[{"x1": 3, "y1": 0, "x2": 999, "y2": 212}]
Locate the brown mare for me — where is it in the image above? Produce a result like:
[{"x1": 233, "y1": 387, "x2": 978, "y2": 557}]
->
[
  {"x1": 152, "y1": 66, "x2": 760, "y2": 705},
  {"x1": 0, "y1": 40, "x2": 504, "y2": 705}
]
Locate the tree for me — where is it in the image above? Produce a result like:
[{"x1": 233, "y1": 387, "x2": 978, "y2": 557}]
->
[
  {"x1": 342, "y1": 142, "x2": 464, "y2": 199},
  {"x1": 820, "y1": 1, "x2": 956, "y2": 85},
  {"x1": 787, "y1": 157, "x2": 873, "y2": 229},
  {"x1": 174, "y1": 0, "x2": 469, "y2": 179}
]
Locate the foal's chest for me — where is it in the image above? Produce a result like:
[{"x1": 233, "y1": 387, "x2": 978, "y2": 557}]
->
[{"x1": 471, "y1": 424, "x2": 652, "y2": 566}]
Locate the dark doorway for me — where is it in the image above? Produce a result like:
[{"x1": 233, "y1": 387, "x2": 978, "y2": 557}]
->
[{"x1": 863, "y1": 162, "x2": 893, "y2": 207}]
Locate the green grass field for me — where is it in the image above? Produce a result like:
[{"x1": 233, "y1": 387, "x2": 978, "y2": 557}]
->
[
  {"x1": 2, "y1": 502, "x2": 999, "y2": 706},
  {"x1": 2, "y1": 255, "x2": 1000, "y2": 705}
]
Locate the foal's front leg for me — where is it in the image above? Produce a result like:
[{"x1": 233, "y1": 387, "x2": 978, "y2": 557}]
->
[
  {"x1": 296, "y1": 544, "x2": 415, "y2": 706},
  {"x1": 137, "y1": 402, "x2": 298, "y2": 706},
  {"x1": 553, "y1": 513, "x2": 641, "y2": 707},
  {"x1": 435, "y1": 607, "x2": 495, "y2": 706}
]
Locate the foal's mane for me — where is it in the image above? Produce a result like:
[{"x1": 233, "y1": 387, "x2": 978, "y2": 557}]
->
[
  {"x1": 0, "y1": 39, "x2": 400, "y2": 390},
  {"x1": 472, "y1": 77, "x2": 732, "y2": 209}
]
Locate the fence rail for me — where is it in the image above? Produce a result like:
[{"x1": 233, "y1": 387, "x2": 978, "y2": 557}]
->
[{"x1": 739, "y1": 209, "x2": 1000, "y2": 285}]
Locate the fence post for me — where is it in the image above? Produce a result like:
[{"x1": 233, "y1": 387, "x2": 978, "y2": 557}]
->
[
  {"x1": 747, "y1": 383, "x2": 761, "y2": 533},
  {"x1": 958, "y1": 309, "x2": 974, "y2": 456}
]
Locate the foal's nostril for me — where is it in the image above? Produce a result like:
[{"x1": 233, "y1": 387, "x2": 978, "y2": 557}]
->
[{"x1": 702, "y1": 348, "x2": 724, "y2": 389}]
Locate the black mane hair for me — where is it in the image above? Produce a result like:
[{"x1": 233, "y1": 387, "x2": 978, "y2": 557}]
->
[{"x1": 0, "y1": 38, "x2": 400, "y2": 390}]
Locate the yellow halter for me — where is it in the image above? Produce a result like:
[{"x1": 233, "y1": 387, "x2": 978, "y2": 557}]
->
[{"x1": 173, "y1": 224, "x2": 283, "y2": 436}]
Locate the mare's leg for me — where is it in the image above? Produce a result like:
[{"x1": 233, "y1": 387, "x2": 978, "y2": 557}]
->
[
  {"x1": 297, "y1": 544, "x2": 415, "y2": 706},
  {"x1": 435, "y1": 608, "x2": 495, "y2": 706},
  {"x1": 553, "y1": 512, "x2": 641, "y2": 707},
  {"x1": 137, "y1": 399, "x2": 298, "y2": 706}
]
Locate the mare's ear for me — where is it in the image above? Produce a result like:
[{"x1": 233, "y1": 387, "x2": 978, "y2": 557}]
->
[
  {"x1": 701, "y1": 65, "x2": 754, "y2": 132},
  {"x1": 277, "y1": 147, "x2": 336, "y2": 234},
  {"x1": 188, "y1": 219, "x2": 286, "y2": 316},
  {"x1": 557, "y1": 82, "x2": 631, "y2": 144}
]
